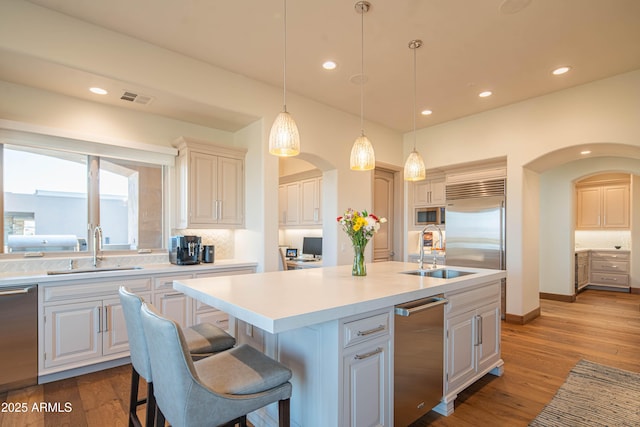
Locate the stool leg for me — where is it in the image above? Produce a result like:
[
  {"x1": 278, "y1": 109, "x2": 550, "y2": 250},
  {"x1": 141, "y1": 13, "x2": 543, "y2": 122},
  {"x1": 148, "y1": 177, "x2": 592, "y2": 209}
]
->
[
  {"x1": 145, "y1": 382, "x2": 156, "y2": 427},
  {"x1": 155, "y1": 406, "x2": 166, "y2": 427},
  {"x1": 278, "y1": 399, "x2": 290, "y2": 427},
  {"x1": 129, "y1": 366, "x2": 141, "y2": 427}
]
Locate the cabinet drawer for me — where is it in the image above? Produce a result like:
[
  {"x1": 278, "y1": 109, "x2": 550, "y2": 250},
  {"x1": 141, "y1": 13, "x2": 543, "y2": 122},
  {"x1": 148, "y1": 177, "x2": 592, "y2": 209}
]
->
[
  {"x1": 43, "y1": 278, "x2": 151, "y2": 302},
  {"x1": 591, "y1": 260, "x2": 629, "y2": 273},
  {"x1": 343, "y1": 312, "x2": 390, "y2": 348},
  {"x1": 590, "y1": 272, "x2": 629, "y2": 286},
  {"x1": 445, "y1": 281, "x2": 500, "y2": 316},
  {"x1": 153, "y1": 274, "x2": 194, "y2": 291},
  {"x1": 591, "y1": 251, "x2": 629, "y2": 261}
]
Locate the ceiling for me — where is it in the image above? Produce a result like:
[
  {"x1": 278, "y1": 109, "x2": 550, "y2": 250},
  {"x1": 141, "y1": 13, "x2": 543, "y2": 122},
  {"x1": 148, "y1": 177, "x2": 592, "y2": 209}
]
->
[{"x1": 3, "y1": 0, "x2": 640, "y2": 132}]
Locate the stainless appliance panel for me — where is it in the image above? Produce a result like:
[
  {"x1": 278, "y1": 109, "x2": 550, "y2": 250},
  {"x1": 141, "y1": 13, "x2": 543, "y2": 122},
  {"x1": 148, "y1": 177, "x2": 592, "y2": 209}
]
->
[
  {"x1": 445, "y1": 195, "x2": 505, "y2": 270},
  {"x1": 394, "y1": 296, "x2": 446, "y2": 426},
  {"x1": 0, "y1": 285, "x2": 38, "y2": 393}
]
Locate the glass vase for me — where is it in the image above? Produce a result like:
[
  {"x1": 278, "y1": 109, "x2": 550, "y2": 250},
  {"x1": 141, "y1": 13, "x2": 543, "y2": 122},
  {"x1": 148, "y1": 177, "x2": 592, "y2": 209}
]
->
[{"x1": 352, "y1": 243, "x2": 367, "y2": 276}]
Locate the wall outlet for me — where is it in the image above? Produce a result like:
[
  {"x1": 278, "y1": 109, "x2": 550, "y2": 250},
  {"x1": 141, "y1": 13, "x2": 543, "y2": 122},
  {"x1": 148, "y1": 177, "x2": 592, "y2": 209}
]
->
[{"x1": 245, "y1": 323, "x2": 253, "y2": 337}]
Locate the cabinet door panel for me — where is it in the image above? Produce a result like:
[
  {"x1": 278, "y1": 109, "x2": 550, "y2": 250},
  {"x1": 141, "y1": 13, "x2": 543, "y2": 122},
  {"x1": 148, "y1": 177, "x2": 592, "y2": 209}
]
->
[
  {"x1": 603, "y1": 185, "x2": 629, "y2": 228},
  {"x1": 190, "y1": 152, "x2": 218, "y2": 225},
  {"x1": 103, "y1": 297, "x2": 136, "y2": 356},
  {"x1": 44, "y1": 301, "x2": 101, "y2": 368},
  {"x1": 217, "y1": 156, "x2": 244, "y2": 225},
  {"x1": 300, "y1": 179, "x2": 319, "y2": 224},
  {"x1": 445, "y1": 311, "x2": 475, "y2": 393},
  {"x1": 154, "y1": 292, "x2": 190, "y2": 328},
  {"x1": 344, "y1": 343, "x2": 388, "y2": 427},
  {"x1": 477, "y1": 304, "x2": 501, "y2": 373},
  {"x1": 576, "y1": 187, "x2": 601, "y2": 229}
]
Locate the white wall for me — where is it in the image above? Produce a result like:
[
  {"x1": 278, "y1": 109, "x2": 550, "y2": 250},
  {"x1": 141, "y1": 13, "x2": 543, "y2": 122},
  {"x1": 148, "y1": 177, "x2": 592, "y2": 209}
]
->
[{"x1": 407, "y1": 70, "x2": 640, "y2": 318}]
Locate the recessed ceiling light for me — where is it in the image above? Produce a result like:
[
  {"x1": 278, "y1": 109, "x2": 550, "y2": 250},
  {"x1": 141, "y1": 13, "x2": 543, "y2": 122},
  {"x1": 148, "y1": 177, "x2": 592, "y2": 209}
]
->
[
  {"x1": 421, "y1": 109, "x2": 433, "y2": 116},
  {"x1": 553, "y1": 66, "x2": 571, "y2": 75},
  {"x1": 322, "y1": 61, "x2": 337, "y2": 70},
  {"x1": 479, "y1": 91, "x2": 493, "y2": 98},
  {"x1": 581, "y1": 150, "x2": 591, "y2": 155},
  {"x1": 89, "y1": 87, "x2": 108, "y2": 95}
]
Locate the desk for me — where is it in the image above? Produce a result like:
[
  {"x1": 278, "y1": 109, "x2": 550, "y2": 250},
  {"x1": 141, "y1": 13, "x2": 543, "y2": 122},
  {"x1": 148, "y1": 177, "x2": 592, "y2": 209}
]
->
[{"x1": 286, "y1": 259, "x2": 322, "y2": 269}]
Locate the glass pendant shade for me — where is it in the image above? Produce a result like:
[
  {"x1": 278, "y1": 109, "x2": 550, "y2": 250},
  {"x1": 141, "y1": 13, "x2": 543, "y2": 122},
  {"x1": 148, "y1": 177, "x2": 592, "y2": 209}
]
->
[
  {"x1": 350, "y1": 133, "x2": 375, "y2": 170},
  {"x1": 269, "y1": 110, "x2": 300, "y2": 156},
  {"x1": 403, "y1": 149, "x2": 426, "y2": 181}
]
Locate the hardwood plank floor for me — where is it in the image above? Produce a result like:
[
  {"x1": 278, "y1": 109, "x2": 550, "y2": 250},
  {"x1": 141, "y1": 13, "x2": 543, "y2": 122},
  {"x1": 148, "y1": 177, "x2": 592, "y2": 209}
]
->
[{"x1": 1, "y1": 289, "x2": 639, "y2": 427}]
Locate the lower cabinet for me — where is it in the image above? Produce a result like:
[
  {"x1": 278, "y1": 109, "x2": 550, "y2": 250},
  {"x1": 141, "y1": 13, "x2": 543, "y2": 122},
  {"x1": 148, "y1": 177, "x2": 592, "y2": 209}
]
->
[
  {"x1": 436, "y1": 280, "x2": 503, "y2": 416},
  {"x1": 39, "y1": 265, "x2": 256, "y2": 377},
  {"x1": 340, "y1": 309, "x2": 392, "y2": 427},
  {"x1": 342, "y1": 337, "x2": 391, "y2": 427}
]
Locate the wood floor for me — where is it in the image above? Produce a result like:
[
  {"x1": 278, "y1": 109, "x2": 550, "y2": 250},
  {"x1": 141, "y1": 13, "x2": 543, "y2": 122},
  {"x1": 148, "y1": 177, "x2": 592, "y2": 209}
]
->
[{"x1": 1, "y1": 289, "x2": 639, "y2": 427}]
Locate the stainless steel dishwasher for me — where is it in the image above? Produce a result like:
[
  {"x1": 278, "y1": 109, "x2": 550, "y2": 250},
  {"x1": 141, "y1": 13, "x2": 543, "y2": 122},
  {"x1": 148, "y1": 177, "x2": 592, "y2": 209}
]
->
[
  {"x1": 0, "y1": 284, "x2": 38, "y2": 393},
  {"x1": 394, "y1": 295, "x2": 447, "y2": 426}
]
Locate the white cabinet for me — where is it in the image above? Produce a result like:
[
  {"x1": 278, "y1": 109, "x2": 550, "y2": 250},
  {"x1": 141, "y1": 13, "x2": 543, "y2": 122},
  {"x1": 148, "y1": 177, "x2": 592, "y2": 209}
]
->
[
  {"x1": 174, "y1": 137, "x2": 246, "y2": 228},
  {"x1": 153, "y1": 274, "x2": 194, "y2": 329},
  {"x1": 436, "y1": 281, "x2": 502, "y2": 416},
  {"x1": 414, "y1": 177, "x2": 445, "y2": 207},
  {"x1": 589, "y1": 250, "x2": 630, "y2": 289},
  {"x1": 40, "y1": 278, "x2": 151, "y2": 371},
  {"x1": 39, "y1": 265, "x2": 256, "y2": 377},
  {"x1": 279, "y1": 173, "x2": 322, "y2": 227},
  {"x1": 340, "y1": 310, "x2": 392, "y2": 427},
  {"x1": 576, "y1": 181, "x2": 630, "y2": 230}
]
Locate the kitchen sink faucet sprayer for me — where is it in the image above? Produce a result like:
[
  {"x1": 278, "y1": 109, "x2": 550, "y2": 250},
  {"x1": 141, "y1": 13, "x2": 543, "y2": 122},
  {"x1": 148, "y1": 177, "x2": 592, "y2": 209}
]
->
[
  {"x1": 419, "y1": 224, "x2": 443, "y2": 270},
  {"x1": 92, "y1": 225, "x2": 103, "y2": 267}
]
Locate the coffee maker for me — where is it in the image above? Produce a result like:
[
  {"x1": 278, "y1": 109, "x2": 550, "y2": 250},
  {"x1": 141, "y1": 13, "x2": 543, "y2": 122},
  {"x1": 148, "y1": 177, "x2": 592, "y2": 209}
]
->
[{"x1": 169, "y1": 235, "x2": 201, "y2": 265}]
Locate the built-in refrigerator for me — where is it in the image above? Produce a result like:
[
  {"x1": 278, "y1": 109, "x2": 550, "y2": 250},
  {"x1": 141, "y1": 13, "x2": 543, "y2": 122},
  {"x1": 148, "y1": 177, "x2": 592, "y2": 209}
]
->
[{"x1": 445, "y1": 179, "x2": 506, "y2": 314}]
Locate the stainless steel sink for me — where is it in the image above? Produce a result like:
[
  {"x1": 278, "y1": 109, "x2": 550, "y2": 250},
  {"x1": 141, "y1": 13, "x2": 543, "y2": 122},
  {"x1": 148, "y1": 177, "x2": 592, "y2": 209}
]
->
[
  {"x1": 401, "y1": 268, "x2": 474, "y2": 279},
  {"x1": 47, "y1": 266, "x2": 143, "y2": 275}
]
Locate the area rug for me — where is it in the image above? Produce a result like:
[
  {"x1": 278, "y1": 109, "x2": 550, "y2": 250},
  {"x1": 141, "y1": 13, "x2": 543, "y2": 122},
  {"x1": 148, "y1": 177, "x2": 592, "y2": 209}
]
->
[{"x1": 529, "y1": 359, "x2": 640, "y2": 426}]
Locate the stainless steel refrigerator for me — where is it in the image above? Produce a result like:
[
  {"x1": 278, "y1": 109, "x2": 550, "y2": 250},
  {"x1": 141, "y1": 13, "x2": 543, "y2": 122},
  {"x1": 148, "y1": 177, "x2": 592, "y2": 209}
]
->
[{"x1": 445, "y1": 179, "x2": 506, "y2": 313}]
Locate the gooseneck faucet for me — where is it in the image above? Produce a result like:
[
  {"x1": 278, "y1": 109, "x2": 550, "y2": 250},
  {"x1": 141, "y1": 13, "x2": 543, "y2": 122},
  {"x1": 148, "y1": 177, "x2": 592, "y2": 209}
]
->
[
  {"x1": 92, "y1": 225, "x2": 103, "y2": 267},
  {"x1": 419, "y1": 224, "x2": 444, "y2": 270}
]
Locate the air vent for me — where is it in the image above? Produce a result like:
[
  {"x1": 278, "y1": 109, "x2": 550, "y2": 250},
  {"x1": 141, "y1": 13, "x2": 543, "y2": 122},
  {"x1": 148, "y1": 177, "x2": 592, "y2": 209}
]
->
[
  {"x1": 446, "y1": 179, "x2": 506, "y2": 200},
  {"x1": 120, "y1": 91, "x2": 154, "y2": 105}
]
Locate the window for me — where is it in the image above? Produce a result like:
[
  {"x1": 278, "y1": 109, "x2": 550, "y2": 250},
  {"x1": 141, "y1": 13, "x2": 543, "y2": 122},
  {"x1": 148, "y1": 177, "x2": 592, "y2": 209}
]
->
[{"x1": 2, "y1": 144, "x2": 165, "y2": 254}]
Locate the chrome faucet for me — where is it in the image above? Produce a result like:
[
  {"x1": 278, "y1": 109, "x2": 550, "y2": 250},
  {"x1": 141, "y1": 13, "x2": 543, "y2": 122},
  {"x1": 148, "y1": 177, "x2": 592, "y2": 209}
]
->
[
  {"x1": 92, "y1": 225, "x2": 103, "y2": 267},
  {"x1": 419, "y1": 224, "x2": 444, "y2": 270}
]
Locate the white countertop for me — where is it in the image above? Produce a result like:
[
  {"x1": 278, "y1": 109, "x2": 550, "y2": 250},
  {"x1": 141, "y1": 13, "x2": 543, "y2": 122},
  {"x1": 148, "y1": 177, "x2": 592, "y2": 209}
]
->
[
  {"x1": 0, "y1": 259, "x2": 258, "y2": 287},
  {"x1": 174, "y1": 261, "x2": 506, "y2": 334}
]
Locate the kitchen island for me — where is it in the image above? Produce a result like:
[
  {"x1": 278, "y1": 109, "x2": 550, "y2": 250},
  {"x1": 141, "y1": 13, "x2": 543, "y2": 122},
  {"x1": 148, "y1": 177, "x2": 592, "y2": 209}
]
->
[{"x1": 174, "y1": 261, "x2": 506, "y2": 426}]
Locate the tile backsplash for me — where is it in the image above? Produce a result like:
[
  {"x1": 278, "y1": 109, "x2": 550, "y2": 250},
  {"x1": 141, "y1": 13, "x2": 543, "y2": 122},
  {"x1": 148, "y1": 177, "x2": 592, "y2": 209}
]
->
[{"x1": 575, "y1": 230, "x2": 631, "y2": 250}]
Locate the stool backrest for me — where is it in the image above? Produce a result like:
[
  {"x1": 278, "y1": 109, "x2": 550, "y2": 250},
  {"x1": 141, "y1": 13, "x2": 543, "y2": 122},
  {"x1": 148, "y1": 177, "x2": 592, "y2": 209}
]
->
[{"x1": 118, "y1": 286, "x2": 152, "y2": 382}]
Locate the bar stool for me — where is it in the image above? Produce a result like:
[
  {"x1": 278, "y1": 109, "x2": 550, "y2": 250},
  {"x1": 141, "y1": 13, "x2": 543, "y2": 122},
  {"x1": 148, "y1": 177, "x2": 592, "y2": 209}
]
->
[
  {"x1": 140, "y1": 302, "x2": 292, "y2": 427},
  {"x1": 119, "y1": 287, "x2": 236, "y2": 427}
]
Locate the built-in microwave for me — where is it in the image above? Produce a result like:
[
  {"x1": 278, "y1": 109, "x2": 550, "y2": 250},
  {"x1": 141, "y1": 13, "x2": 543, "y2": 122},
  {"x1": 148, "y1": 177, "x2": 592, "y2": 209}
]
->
[{"x1": 415, "y1": 207, "x2": 445, "y2": 226}]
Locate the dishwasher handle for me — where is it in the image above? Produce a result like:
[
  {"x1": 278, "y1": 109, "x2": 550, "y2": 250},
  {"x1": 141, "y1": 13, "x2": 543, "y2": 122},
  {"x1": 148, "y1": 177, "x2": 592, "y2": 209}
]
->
[
  {"x1": 0, "y1": 286, "x2": 36, "y2": 296},
  {"x1": 395, "y1": 297, "x2": 448, "y2": 317}
]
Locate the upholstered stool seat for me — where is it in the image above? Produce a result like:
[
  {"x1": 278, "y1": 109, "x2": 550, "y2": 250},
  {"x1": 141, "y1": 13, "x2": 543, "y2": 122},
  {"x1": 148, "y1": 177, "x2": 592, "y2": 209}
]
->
[
  {"x1": 141, "y1": 302, "x2": 292, "y2": 427},
  {"x1": 119, "y1": 286, "x2": 236, "y2": 427}
]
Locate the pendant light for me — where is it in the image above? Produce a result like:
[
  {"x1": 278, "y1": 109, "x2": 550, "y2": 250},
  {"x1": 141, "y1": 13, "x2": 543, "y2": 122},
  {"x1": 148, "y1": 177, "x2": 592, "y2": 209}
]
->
[
  {"x1": 404, "y1": 39, "x2": 426, "y2": 181},
  {"x1": 350, "y1": 1, "x2": 375, "y2": 171},
  {"x1": 269, "y1": 0, "x2": 300, "y2": 157}
]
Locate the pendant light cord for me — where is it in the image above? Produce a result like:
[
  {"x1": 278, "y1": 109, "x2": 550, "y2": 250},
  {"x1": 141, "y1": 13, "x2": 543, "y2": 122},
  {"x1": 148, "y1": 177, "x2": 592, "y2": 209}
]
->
[
  {"x1": 360, "y1": 2, "x2": 365, "y2": 135},
  {"x1": 283, "y1": 0, "x2": 288, "y2": 112},
  {"x1": 412, "y1": 44, "x2": 417, "y2": 150}
]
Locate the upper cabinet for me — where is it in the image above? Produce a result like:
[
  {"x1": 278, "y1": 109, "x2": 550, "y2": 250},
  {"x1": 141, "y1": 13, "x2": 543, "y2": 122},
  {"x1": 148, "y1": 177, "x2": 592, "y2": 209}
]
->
[
  {"x1": 174, "y1": 137, "x2": 246, "y2": 229},
  {"x1": 413, "y1": 176, "x2": 445, "y2": 207},
  {"x1": 279, "y1": 172, "x2": 322, "y2": 228},
  {"x1": 575, "y1": 174, "x2": 630, "y2": 230}
]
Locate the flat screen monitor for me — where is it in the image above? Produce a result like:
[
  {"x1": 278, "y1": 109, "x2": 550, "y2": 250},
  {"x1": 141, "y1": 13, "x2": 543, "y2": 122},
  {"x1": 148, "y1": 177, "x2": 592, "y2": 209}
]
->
[{"x1": 302, "y1": 237, "x2": 322, "y2": 258}]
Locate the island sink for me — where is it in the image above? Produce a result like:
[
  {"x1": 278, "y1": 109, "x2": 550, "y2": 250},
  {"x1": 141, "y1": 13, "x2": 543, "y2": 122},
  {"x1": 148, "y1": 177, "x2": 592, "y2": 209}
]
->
[{"x1": 401, "y1": 268, "x2": 474, "y2": 279}]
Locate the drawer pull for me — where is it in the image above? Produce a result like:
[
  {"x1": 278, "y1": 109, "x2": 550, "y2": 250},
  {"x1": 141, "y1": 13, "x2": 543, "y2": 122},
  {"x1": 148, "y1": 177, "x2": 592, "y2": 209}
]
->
[
  {"x1": 354, "y1": 347, "x2": 383, "y2": 360},
  {"x1": 357, "y1": 325, "x2": 385, "y2": 336}
]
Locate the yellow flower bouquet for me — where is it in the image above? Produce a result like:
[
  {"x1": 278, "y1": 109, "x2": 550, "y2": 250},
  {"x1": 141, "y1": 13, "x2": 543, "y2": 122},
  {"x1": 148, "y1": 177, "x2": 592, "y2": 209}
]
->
[{"x1": 337, "y1": 208, "x2": 387, "y2": 276}]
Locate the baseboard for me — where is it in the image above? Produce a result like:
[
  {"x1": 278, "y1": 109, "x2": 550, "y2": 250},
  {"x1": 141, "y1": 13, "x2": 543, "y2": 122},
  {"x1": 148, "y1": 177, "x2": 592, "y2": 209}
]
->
[
  {"x1": 504, "y1": 307, "x2": 540, "y2": 325},
  {"x1": 539, "y1": 292, "x2": 576, "y2": 302},
  {"x1": 630, "y1": 287, "x2": 639, "y2": 295}
]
